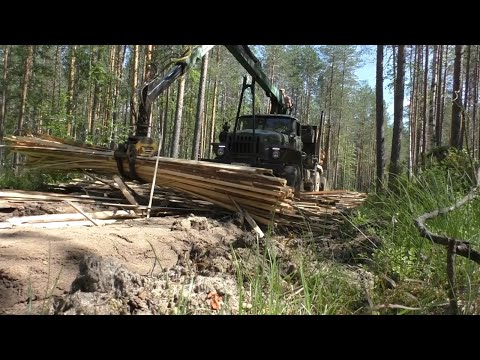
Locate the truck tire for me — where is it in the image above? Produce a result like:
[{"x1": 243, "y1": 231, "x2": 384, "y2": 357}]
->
[
  {"x1": 284, "y1": 165, "x2": 302, "y2": 193},
  {"x1": 304, "y1": 182, "x2": 313, "y2": 192},
  {"x1": 284, "y1": 165, "x2": 297, "y2": 187}
]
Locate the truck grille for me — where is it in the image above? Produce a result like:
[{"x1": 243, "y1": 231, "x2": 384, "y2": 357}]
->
[{"x1": 227, "y1": 134, "x2": 259, "y2": 154}]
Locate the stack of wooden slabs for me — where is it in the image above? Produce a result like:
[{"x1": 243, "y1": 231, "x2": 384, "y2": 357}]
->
[{"x1": 2, "y1": 135, "x2": 367, "y2": 234}]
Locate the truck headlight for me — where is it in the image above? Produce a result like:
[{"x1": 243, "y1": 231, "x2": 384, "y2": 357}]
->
[
  {"x1": 272, "y1": 147, "x2": 280, "y2": 159},
  {"x1": 217, "y1": 145, "x2": 225, "y2": 156}
]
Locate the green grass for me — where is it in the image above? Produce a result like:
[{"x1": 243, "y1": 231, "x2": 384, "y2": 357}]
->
[
  {"x1": 232, "y1": 237, "x2": 365, "y2": 315},
  {"x1": 230, "y1": 150, "x2": 480, "y2": 315},
  {"x1": 352, "y1": 155, "x2": 480, "y2": 314},
  {"x1": 41, "y1": 240, "x2": 63, "y2": 315}
]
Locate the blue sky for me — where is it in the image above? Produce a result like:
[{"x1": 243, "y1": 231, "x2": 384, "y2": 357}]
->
[{"x1": 355, "y1": 48, "x2": 396, "y2": 118}]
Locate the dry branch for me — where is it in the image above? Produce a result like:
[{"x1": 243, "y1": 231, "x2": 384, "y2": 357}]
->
[
  {"x1": 414, "y1": 186, "x2": 480, "y2": 264},
  {"x1": 414, "y1": 181, "x2": 480, "y2": 315}
]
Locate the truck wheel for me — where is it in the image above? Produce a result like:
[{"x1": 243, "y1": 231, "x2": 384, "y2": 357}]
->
[
  {"x1": 283, "y1": 165, "x2": 298, "y2": 188},
  {"x1": 304, "y1": 182, "x2": 313, "y2": 192},
  {"x1": 284, "y1": 165, "x2": 302, "y2": 193}
]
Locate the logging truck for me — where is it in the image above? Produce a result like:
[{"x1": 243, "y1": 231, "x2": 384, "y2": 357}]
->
[
  {"x1": 116, "y1": 45, "x2": 327, "y2": 192},
  {"x1": 209, "y1": 81, "x2": 326, "y2": 192}
]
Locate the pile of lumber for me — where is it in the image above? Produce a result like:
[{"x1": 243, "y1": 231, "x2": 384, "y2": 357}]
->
[
  {"x1": 0, "y1": 183, "x2": 228, "y2": 229},
  {"x1": 2, "y1": 135, "x2": 367, "y2": 235}
]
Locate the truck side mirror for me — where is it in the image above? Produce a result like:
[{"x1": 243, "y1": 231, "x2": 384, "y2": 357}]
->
[{"x1": 289, "y1": 132, "x2": 296, "y2": 142}]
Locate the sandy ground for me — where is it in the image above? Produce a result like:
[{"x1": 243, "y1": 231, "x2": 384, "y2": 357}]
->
[
  {"x1": 0, "y1": 200, "x2": 245, "y2": 314},
  {"x1": 0, "y1": 198, "x2": 377, "y2": 315}
]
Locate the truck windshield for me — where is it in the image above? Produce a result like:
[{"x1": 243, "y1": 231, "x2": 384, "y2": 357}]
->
[{"x1": 238, "y1": 117, "x2": 293, "y2": 133}]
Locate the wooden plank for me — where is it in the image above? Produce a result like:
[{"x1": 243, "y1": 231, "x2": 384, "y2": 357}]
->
[
  {"x1": 66, "y1": 201, "x2": 100, "y2": 226},
  {"x1": 160, "y1": 181, "x2": 281, "y2": 213},
  {"x1": 12, "y1": 219, "x2": 118, "y2": 229},
  {"x1": 113, "y1": 175, "x2": 139, "y2": 211},
  {"x1": 5, "y1": 210, "x2": 138, "y2": 225},
  {"x1": 146, "y1": 171, "x2": 287, "y2": 204},
  {"x1": 0, "y1": 190, "x2": 124, "y2": 202},
  {"x1": 230, "y1": 197, "x2": 265, "y2": 238}
]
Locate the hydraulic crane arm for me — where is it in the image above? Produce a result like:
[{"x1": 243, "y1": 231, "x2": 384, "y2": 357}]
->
[
  {"x1": 224, "y1": 45, "x2": 287, "y2": 114},
  {"x1": 116, "y1": 45, "x2": 213, "y2": 182},
  {"x1": 117, "y1": 44, "x2": 288, "y2": 182},
  {"x1": 136, "y1": 45, "x2": 287, "y2": 139},
  {"x1": 136, "y1": 45, "x2": 215, "y2": 137}
]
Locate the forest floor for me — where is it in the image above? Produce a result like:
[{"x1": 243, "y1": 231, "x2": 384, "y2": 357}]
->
[{"x1": 0, "y1": 199, "x2": 375, "y2": 315}]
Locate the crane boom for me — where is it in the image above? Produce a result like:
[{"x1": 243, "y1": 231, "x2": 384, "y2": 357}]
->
[
  {"x1": 136, "y1": 45, "x2": 287, "y2": 138},
  {"x1": 224, "y1": 45, "x2": 287, "y2": 114},
  {"x1": 136, "y1": 45, "x2": 214, "y2": 138}
]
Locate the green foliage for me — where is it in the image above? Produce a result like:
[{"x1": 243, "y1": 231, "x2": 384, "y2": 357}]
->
[
  {"x1": 353, "y1": 154, "x2": 480, "y2": 314},
  {"x1": 421, "y1": 147, "x2": 479, "y2": 192},
  {"x1": 0, "y1": 168, "x2": 75, "y2": 191}
]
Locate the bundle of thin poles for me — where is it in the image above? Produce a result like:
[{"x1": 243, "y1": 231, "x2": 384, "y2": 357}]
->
[{"x1": 3, "y1": 135, "x2": 367, "y2": 234}]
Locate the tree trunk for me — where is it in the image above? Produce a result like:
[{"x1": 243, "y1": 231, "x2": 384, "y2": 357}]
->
[
  {"x1": 89, "y1": 48, "x2": 102, "y2": 139},
  {"x1": 15, "y1": 45, "x2": 34, "y2": 170},
  {"x1": 450, "y1": 45, "x2": 463, "y2": 149},
  {"x1": 208, "y1": 48, "x2": 220, "y2": 159},
  {"x1": 333, "y1": 50, "x2": 347, "y2": 189},
  {"x1": 356, "y1": 116, "x2": 366, "y2": 191},
  {"x1": 461, "y1": 45, "x2": 471, "y2": 149},
  {"x1": 267, "y1": 47, "x2": 277, "y2": 113},
  {"x1": 422, "y1": 45, "x2": 429, "y2": 156},
  {"x1": 111, "y1": 45, "x2": 126, "y2": 144},
  {"x1": 0, "y1": 45, "x2": 10, "y2": 144},
  {"x1": 473, "y1": 46, "x2": 479, "y2": 159},
  {"x1": 143, "y1": 45, "x2": 153, "y2": 82},
  {"x1": 66, "y1": 45, "x2": 77, "y2": 137},
  {"x1": 376, "y1": 45, "x2": 385, "y2": 192},
  {"x1": 191, "y1": 52, "x2": 209, "y2": 160},
  {"x1": 51, "y1": 45, "x2": 60, "y2": 115},
  {"x1": 161, "y1": 86, "x2": 170, "y2": 156},
  {"x1": 324, "y1": 52, "x2": 335, "y2": 176},
  {"x1": 392, "y1": 45, "x2": 397, "y2": 93},
  {"x1": 171, "y1": 75, "x2": 186, "y2": 158},
  {"x1": 415, "y1": 45, "x2": 424, "y2": 167},
  {"x1": 408, "y1": 45, "x2": 418, "y2": 176},
  {"x1": 435, "y1": 45, "x2": 444, "y2": 147},
  {"x1": 18, "y1": 46, "x2": 35, "y2": 134},
  {"x1": 143, "y1": 45, "x2": 154, "y2": 138},
  {"x1": 428, "y1": 45, "x2": 437, "y2": 149},
  {"x1": 87, "y1": 46, "x2": 94, "y2": 136},
  {"x1": 207, "y1": 78, "x2": 219, "y2": 158},
  {"x1": 388, "y1": 45, "x2": 405, "y2": 191},
  {"x1": 101, "y1": 46, "x2": 115, "y2": 137},
  {"x1": 130, "y1": 45, "x2": 140, "y2": 130},
  {"x1": 201, "y1": 77, "x2": 211, "y2": 158},
  {"x1": 333, "y1": 123, "x2": 341, "y2": 188},
  {"x1": 438, "y1": 45, "x2": 449, "y2": 148}
]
